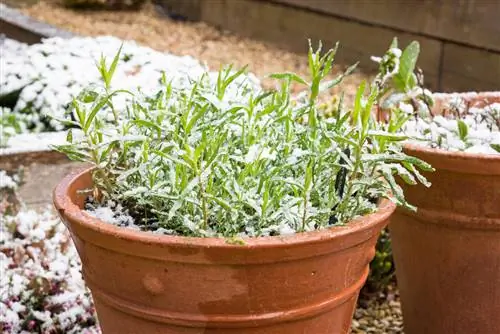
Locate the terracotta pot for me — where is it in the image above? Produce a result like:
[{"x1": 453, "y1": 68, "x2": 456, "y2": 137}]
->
[
  {"x1": 53, "y1": 168, "x2": 394, "y2": 334},
  {"x1": 390, "y1": 92, "x2": 500, "y2": 334}
]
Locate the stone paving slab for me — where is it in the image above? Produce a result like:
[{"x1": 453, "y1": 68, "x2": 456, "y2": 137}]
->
[{"x1": 16, "y1": 161, "x2": 88, "y2": 209}]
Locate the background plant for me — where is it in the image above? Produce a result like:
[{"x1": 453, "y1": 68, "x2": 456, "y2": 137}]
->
[
  {"x1": 367, "y1": 38, "x2": 432, "y2": 290},
  {"x1": 414, "y1": 96, "x2": 500, "y2": 153},
  {"x1": 374, "y1": 38, "x2": 500, "y2": 154},
  {"x1": 0, "y1": 108, "x2": 30, "y2": 148},
  {"x1": 55, "y1": 41, "x2": 432, "y2": 238}
]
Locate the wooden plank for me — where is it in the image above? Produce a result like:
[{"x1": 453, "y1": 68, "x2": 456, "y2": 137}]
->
[
  {"x1": 154, "y1": 0, "x2": 202, "y2": 21},
  {"x1": 268, "y1": 0, "x2": 500, "y2": 52},
  {"x1": 200, "y1": 0, "x2": 441, "y2": 89},
  {"x1": 0, "y1": 3, "x2": 74, "y2": 44},
  {"x1": 441, "y1": 43, "x2": 500, "y2": 92}
]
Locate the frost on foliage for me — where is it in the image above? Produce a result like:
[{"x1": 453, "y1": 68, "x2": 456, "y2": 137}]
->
[
  {"x1": 369, "y1": 38, "x2": 499, "y2": 155},
  {"x1": 0, "y1": 36, "x2": 261, "y2": 133},
  {"x1": 55, "y1": 41, "x2": 433, "y2": 238},
  {"x1": 0, "y1": 208, "x2": 99, "y2": 333}
]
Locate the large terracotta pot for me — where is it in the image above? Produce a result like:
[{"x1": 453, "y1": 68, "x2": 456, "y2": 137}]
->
[
  {"x1": 53, "y1": 168, "x2": 395, "y2": 334},
  {"x1": 390, "y1": 92, "x2": 500, "y2": 334}
]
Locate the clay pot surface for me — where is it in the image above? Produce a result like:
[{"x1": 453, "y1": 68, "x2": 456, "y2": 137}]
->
[
  {"x1": 54, "y1": 168, "x2": 394, "y2": 334},
  {"x1": 390, "y1": 92, "x2": 500, "y2": 334}
]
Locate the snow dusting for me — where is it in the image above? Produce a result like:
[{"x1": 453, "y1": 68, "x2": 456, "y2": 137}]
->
[
  {"x1": 0, "y1": 183, "x2": 99, "y2": 334},
  {"x1": 0, "y1": 35, "x2": 261, "y2": 153},
  {"x1": 0, "y1": 206, "x2": 100, "y2": 333},
  {"x1": 400, "y1": 93, "x2": 500, "y2": 154},
  {"x1": 0, "y1": 170, "x2": 17, "y2": 190},
  {"x1": 0, "y1": 130, "x2": 82, "y2": 155}
]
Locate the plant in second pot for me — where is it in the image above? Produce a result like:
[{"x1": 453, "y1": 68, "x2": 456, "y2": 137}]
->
[
  {"x1": 52, "y1": 42, "x2": 431, "y2": 333},
  {"x1": 375, "y1": 39, "x2": 500, "y2": 334}
]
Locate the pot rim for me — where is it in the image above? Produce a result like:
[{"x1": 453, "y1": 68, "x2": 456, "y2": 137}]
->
[
  {"x1": 53, "y1": 167, "x2": 395, "y2": 249},
  {"x1": 403, "y1": 142, "x2": 500, "y2": 162}
]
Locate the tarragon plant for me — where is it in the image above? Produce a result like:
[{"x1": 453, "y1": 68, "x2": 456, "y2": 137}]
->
[
  {"x1": 374, "y1": 38, "x2": 500, "y2": 154},
  {"x1": 55, "y1": 41, "x2": 432, "y2": 238},
  {"x1": 371, "y1": 38, "x2": 433, "y2": 117}
]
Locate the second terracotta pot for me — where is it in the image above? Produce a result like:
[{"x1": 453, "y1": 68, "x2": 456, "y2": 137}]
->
[
  {"x1": 390, "y1": 92, "x2": 500, "y2": 334},
  {"x1": 54, "y1": 168, "x2": 395, "y2": 333}
]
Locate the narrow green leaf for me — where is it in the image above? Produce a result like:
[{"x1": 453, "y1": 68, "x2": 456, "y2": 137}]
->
[
  {"x1": 307, "y1": 39, "x2": 315, "y2": 78},
  {"x1": 66, "y1": 129, "x2": 73, "y2": 143},
  {"x1": 133, "y1": 119, "x2": 162, "y2": 137},
  {"x1": 107, "y1": 43, "x2": 123, "y2": 85},
  {"x1": 352, "y1": 81, "x2": 366, "y2": 124},
  {"x1": 390, "y1": 164, "x2": 416, "y2": 185},
  {"x1": 399, "y1": 41, "x2": 420, "y2": 88},
  {"x1": 457, "y1": 119, "x2": 469, "y2": 141},
  {"x1": 205, "y1": 193, "x2": 232, "y2": 210},
  {"x1": 320, "y1": 42, "x2": 339, "y2": 77},
  {"x1": 491, "y1": 144, "x2": 500, "y2": 152},
  {"x1": 403, "y1": 162, "x2": 431, "y2": 187},
  {"x1": 363, "y1": 153, "x2": 434, "y2": 172},
  {"x1": 362, "y1": 86, "x2": 379, "y2": 131},
  {"x1": 186, "y1": 105, "x2": 209, "y2": 134},
  {"x1": 390, "y1": 37, "x2": 398, "y2": 49},
  {"x1": 367, "y1": 130, "x2": 409, "y2": 141},
  {"x1": 380, "y1": 168, "x2": 413, "y2": 210},
  {"x1": 269, "y1": 72, "x2": 308, "y2": 85},
  {"x1": 83, "y1": 96, "x2": 110, "y2": 132},
  {"x1": 154, "y1": 150, "x2": 192, "y2": 169}
]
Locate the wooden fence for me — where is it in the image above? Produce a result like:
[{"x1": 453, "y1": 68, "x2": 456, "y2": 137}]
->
[{"x1": 157, "y1": 0, "x2": 500, "y2": 92}]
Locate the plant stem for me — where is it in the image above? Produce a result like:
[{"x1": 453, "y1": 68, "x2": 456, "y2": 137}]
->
[{"x1": 198, "y1": 168, "x2": 209, "y2": 230}]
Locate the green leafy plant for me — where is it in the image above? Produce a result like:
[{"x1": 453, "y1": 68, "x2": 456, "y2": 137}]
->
[
  {"x1": 457, "y1": 119, "x2": 469, "y2": 142},
  {"x1": 368, "y1": 38, "x2": 432, "y2": 290},
  {"x1": 440, "y1": 98, "x2": 500, "y2": 152},
  {"x1": 376, "y1": 39, "x2": 499, "y2": 154},
  {"x1": 372, "y1": 38, "x2": 433, "y2": 120},
  {"x1": 0, "y1": 107, "x2": 29, "y2": 147},
  {"x1": 55, "y1": 41, "x2": 432, "y2": 238},
  {"x1": 365, "y1": 228, "x2": 395, "y2": 291}
]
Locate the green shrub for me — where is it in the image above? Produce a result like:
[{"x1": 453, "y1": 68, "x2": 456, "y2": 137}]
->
[
  {"x1": 365, "y1": 38, "x2": 433, "y2": 291},
  {"x1": 366, "y1": 227, "x2": 395, "y2": 291}
]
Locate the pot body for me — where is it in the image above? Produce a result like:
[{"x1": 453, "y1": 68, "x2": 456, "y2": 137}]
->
[
  {"x1": 54, "y1": 169, "x2": 394, "y2": 334},
  {"x1": 390, "y1": 92, "x2": 500, "y2": 334}
]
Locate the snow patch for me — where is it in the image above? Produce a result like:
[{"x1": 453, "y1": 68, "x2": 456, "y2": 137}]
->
[
  {"x1": 0, "y1": 207, "x2": 100, "y2": 333},
  {"x1": 402, "y1": 95, "x2": 500, "y2": 155}
]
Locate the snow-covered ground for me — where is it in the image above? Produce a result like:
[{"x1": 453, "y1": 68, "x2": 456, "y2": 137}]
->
[
  {"x1": 0, "y1": 36, "x2": 260, "y2": 153},
  {"x1": 0, "y1": 173, "x2": 99, "y2": 333},
  {"x1": 0, "y1": 130, "x2": 82, "y2": 155}
]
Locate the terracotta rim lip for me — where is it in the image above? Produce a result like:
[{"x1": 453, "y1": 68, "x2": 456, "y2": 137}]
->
[
  {"x1": 431, "y1": 91, "x2": 499, "y2": 99},
  {"x1": 53, "y1": 167, "x2": 395, "y2": 249},
  {"x1": 403, "y1": 142, "x2": 500, "y2": 162}
]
